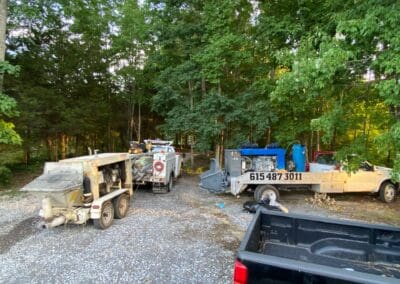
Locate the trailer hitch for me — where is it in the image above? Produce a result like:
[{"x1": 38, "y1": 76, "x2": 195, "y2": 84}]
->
[{"x1": 243, "y1": 196, "x2": 289, "y2": 214}]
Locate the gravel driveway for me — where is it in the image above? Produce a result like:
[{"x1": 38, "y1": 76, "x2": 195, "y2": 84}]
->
[
  {"x1": 2, "y1": 173, "x2": 400, "y2": 283},
  {"x1": 0, "y1": 175, "x2": 253, "y2": 284}
]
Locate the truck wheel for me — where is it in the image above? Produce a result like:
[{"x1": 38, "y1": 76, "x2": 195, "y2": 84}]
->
[
  {"x1": 167, "y1": 174, "x2": 174, "y2": 192},
  {"x1": 379, "y1": 182, "x2": 397, "y2": 203},
  {"x1": 113, "y1": 194, "x2": 130, "y2": 219},
  {"x1": 94, "y1": 201, "x2": 114, "y2": 229},
  {"x1": 254, "y1": 185, "x2": 280, "y2": 202}
]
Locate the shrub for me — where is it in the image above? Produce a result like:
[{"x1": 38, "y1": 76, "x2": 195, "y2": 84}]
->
[{"x1": 0, "y1": 165, "x2": 12, "y2": 185}]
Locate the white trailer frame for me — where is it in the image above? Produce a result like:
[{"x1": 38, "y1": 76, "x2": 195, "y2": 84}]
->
[{"x1": 230, "y1": 167, "x2": 397, "y2": 202}]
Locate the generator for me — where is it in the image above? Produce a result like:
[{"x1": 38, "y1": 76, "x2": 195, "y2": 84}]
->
[{"x1": 200, "y1": 147, "x2": 287, "y2": 194}]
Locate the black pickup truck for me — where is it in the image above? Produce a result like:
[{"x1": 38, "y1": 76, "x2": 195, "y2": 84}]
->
[{"x1": 234, "y1": 209, "x2": 400, "y2": 284}]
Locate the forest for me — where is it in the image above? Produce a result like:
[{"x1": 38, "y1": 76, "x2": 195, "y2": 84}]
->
[{"x1": 1, "y1": 0, "x2": 400, "y2": 183}]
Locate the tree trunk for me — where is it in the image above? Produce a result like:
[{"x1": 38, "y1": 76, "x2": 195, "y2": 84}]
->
[
  {"x1": 215, "y1": 80, "x2": 224, "y2": 166},
  {"x1": 60, "y1": 134, "x2": 68, "y2": 159},
  {"x1": 138, "y1": 101, "x2": 141, "y2": 142},
  {"x1": 130, "y1": 80, "x2": 137, "y2": 141},
  {"x1": 75, "y1": 135, "x2": 79, "y2": 156},
  {"x1": 189, "y1": 80, "x2": 194, "y2": 169},
  {"x1": 0, "y1": 0, "x2": 7, "y2": 92},
  {"x1": 46, "y1": 137, "x2": 52, "y2": 161},
  {"x1": 55, "y1": 134, "x2": 59, "y2": 161},
  {"x1": 219, "y1": 130, "x2": 224, "y2": 167},
  {"x1": 24, "y1": 149, "x2": 30, "y2": 165},
  {"x1": 310, "y1": 131, "x2": 314, "y2": 161},
  {"x1": 215, "y1": 143, "x2": 220, "y2": 167},
  {"x1": 201, "y1": 77, "x2": 206, "y2": 96}
]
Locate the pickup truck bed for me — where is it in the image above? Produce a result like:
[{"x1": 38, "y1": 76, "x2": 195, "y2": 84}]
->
[{"x1": 236, "y1": 209, "x2": 400, "y2": 284}]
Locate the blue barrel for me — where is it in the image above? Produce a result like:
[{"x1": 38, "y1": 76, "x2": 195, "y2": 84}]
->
[{"x1": 292, "y1": 144, "x2": 306, "y2": 172}]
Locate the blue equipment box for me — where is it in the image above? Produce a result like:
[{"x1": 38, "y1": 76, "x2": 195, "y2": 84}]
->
[{"x1": 239, "y1": 148, "x2": 286, "y2": 170}]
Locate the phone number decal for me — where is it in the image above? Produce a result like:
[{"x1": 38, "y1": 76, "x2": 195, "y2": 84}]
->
[{"x1": 249, "y1": 172, "x2": 302, "y2": 181}]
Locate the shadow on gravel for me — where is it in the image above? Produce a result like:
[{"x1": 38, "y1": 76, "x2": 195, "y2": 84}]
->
[{"x1": 0, "y1": 217, "x2": 41, "y2": 254}]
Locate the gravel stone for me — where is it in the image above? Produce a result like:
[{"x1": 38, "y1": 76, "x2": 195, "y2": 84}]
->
[{"x1": 0, "y1": 175, "x2": 253, "y2": 284}]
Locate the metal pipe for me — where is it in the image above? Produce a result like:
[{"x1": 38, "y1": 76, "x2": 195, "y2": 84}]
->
[{"x1": 42, "y1": 198, "x2": 53, "y2": 220}]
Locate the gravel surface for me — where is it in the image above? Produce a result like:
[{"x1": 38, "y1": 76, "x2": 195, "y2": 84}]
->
[
  {"x1": 1, "y1": 173, "x2": 400, "y2": 283},
  {"x1": 0, "y1": 175, "x2": 253, "y2": 284}
]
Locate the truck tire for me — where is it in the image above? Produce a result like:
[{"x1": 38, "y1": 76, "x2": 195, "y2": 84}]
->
[
  {"x1": 94, "y1": 201, "x2": 114, "y2": 229},
  {"x1": 254, "y1": 185, "x2": 280, "y2": 202},
  {"x1": 113, "y1": 194, "x2": 130, "y2": 219},
  {"x1": 379, "y1": 182, "x2": 397, "y2": 203}
]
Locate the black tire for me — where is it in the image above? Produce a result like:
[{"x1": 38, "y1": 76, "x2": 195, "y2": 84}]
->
[
  {"x1": 379, "y1": 182, "x2": 397, "y2": 203},
  {"x1": 94, "y1": 201, "x2": 114, "y2": 229},
  {"x1": 113, "y1": 194, "x2": 130, "y2": 219},
  {"x1": 167, "y1": 174, "x2": 174, "y2": 192},
  {"x1": 254, "y1": 185, "x2": 280, "y2": 202}
]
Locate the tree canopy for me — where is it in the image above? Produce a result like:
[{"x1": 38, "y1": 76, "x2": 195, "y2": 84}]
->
[{"x1": 1, "y1": 0, "x2": 400, "y2": 178}]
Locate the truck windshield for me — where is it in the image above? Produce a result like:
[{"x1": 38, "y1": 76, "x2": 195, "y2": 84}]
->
[
  {"x1": 316, "y1": 154, "x2": 336, "y2": 165},
  {"x1": 152, "y1": 146, "x2": 174, "y2": 153}
]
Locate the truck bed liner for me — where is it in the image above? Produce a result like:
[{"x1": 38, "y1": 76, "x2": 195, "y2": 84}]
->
[{"x1": 238, "y1": 209, "x2": 400, "y2": 283}]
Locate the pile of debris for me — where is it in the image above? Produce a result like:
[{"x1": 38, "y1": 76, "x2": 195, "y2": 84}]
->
[{"x1": 306, "y1": 193, "x2": 337, "y2": 209}]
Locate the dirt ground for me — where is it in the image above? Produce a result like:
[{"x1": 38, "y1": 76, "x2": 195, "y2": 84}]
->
[{"x1": 278, "y1": 190, "x2": 400, "y2": 226}]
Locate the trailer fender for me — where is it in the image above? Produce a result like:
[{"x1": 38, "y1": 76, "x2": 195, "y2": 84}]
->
[
  {"x1": 90, "y1": 188, "x2": 129, "y2": 219},
  {"x1": 376, "y1": 179, "x2": 399, "y2": 193}
]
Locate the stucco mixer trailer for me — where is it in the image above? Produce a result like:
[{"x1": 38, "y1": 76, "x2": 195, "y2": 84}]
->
[{"x1": 22, "y1": 153, "x2": 133, "y2": 229}]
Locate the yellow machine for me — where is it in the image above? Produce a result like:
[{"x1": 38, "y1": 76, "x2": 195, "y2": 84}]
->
[{"x1": 22, "y1": 153, "x2": 133, "y2": 229}]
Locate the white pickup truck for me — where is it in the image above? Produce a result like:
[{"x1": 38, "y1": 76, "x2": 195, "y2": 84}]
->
[{"x1": 130, "y1": 140, "x2": 182, "y2": 193}]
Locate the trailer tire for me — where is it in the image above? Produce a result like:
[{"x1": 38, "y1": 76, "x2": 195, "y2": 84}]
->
[
  {"x1": 254, "y1": 185, "x2": 280, "y2": 202},
  {"x1": 94, "y1": 201, "x2": 114, "y2": 229},
  {"x1": 113, "y1": 194, "x2": 130, "y2": 219},
  {"x1": 379, "y1": 182, "x2": 397, "y2": 203}
]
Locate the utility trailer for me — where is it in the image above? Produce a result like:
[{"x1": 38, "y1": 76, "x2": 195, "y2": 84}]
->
[
  {"x1": 200, "y1": 149, "x2": 398, "y2": 203},
  {"x1": 22, "y1": 153, "x2": 133, "y2": 229},
  {"x1": 130, "y1": 140, "x2": 182, "y2": 193},
  {"x1": 234, "y1": 209, "x2": 400, "y2": 284}
]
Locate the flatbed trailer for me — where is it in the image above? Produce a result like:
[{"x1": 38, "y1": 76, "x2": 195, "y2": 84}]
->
[
  {"x1": 200, "y1": 149, "x2": 398, "y2": 203},
  {"x1": 231, "y1": 168, "x2": 393, "y2": 195}
]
